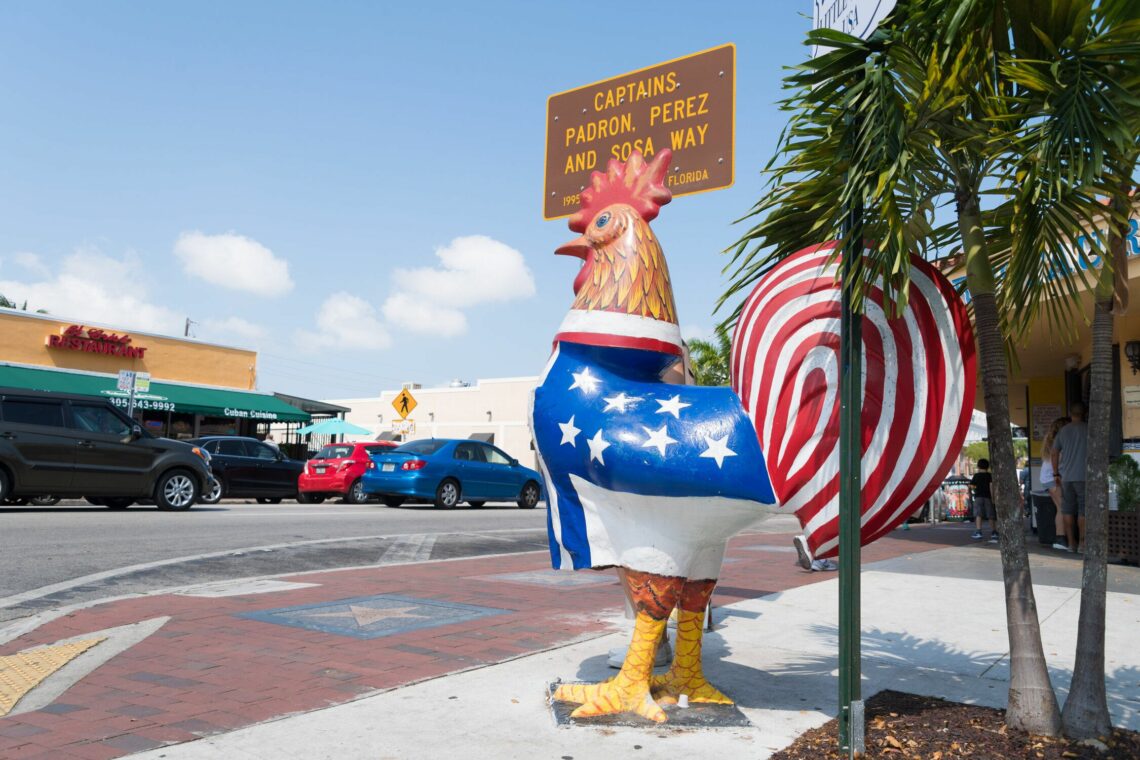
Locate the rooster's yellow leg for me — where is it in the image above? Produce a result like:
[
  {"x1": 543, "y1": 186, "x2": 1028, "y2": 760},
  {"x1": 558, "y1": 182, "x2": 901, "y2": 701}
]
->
[
  {"x1": 556, "y1": 611, "x2": 668, "y2": 722},
  {"x1": 652, "y1": 579, "x2": 732, "y2": 705},
  {"x1": 554, "y1": 569, "x2": 682, "y2": 723}
]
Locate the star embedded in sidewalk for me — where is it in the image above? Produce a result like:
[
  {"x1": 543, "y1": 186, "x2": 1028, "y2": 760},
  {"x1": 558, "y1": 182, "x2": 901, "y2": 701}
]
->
[
  {"x1": 303, "y1": 604, "x2": 425, "y2": 627},
  {"x1": 602, "y1": 392, "x2": 641, "y2": 413},
  {"x1": 558, "y1": 415, "x2": 581, "y2": 446},
  {"x1": 587, "y1": 429, "x2": 611, "y2": 465},
  {"x1": 699, "y1": 434, "x2": 736, "y2": 468},
  {"x1": 569, "y1": 367, "x2": 601, "y2": 394},
  {"x1": 656, "y1": 395, "x2": 691, "y2": 419},
  {"x1": 641, "y1": 424, "x2": 677, "y2": 457}
]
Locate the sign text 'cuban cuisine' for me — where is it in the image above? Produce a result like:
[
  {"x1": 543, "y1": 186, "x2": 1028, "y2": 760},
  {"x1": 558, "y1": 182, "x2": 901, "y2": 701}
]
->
[{"x1": 544, "y1": 44, "x2": 735, "y2": 220}]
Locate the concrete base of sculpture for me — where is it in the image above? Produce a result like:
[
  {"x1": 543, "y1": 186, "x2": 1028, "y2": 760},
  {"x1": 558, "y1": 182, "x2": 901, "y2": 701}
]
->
[{"x1": 547, "y1": 682, "x2": 751, "y2": 728}]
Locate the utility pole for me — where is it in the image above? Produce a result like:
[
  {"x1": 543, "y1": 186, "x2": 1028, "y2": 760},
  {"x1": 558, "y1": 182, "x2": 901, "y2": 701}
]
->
[{"x1": 184, "y1": 318, "x2": 197, "y2": 337}]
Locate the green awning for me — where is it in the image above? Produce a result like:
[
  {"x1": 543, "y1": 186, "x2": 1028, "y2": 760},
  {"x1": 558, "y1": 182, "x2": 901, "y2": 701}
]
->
[{"x1": 0, "y1": 364, "x2": 310, "y2": 423}]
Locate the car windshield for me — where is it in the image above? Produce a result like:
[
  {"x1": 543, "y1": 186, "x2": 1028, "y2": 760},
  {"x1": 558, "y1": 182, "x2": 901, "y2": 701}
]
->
[
  {"x1": 395, "y1": 439, "x2": 447, "y2": 456},
  {"x1": 316, "y1": 445, "x2": 354, "y2": 459}
]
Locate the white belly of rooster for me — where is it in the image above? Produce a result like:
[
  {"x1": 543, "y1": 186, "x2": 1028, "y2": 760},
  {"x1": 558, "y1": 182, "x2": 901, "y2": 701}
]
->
[{"x1": 570, "y1": 474, "x2": 773, "y2": 579}]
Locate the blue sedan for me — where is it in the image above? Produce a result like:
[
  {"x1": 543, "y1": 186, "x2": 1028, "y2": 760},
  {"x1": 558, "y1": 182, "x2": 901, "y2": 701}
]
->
[{"x1": 361, "y1": 438, "x2": 544, "y2": 509}]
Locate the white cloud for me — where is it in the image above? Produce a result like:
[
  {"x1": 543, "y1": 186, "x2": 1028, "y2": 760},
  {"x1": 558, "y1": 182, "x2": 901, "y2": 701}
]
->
[
  {"x1": 381, "y1": 293, "x2": 466, "y2": 337},
  {"x1": 200, "y1": 316, "x2": 267, "y2": 343},
  {"x1": 174, "y1": 231, "x2": 293, "y2": 296},
  {"x1": 0, "y1": 247, "x2": 183, "y2": 333},
  {"x1": 296, "y1": 292, "x2": 391, "y2": 352},
  {"x1": 9, "y1": 252, "x2": 51, "y2": 278},
  {"x1": 382, "y1": 235, "x2": 535, "y2": 337}
]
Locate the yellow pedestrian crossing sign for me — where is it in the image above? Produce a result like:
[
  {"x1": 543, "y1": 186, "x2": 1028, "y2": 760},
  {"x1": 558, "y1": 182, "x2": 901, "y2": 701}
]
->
[{"x1": 393, "y1": 388, "x2": 417, "y2": 419}]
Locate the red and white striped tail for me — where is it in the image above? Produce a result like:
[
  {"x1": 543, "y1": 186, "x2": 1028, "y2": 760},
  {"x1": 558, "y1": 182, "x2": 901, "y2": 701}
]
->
[{"x1": 732, "y1": 242, "x2": 976, "y2": 559}]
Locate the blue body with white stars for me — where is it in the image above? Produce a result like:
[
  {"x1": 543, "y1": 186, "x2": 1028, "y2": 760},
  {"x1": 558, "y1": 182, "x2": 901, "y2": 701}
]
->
[{"x1": 530, "y1": 341, "x2": 776, "y2": 579}]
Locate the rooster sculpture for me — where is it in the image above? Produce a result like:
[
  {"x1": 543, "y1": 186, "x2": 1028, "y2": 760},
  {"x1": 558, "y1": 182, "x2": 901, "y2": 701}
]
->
[{"x1": 530, "y1": 149, "x2": 974, "y2": 723}]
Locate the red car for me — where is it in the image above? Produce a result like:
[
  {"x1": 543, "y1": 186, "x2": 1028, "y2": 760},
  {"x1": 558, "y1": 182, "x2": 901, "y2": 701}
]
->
[{"x1": 298, "y1": 441, "x2": 398, "y2": 504}]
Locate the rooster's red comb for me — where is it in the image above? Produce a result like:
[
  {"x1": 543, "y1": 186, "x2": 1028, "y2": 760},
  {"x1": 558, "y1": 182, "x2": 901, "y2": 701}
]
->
[{"x1": 568, "y1": 149, "x2": 673, "y2": 233}]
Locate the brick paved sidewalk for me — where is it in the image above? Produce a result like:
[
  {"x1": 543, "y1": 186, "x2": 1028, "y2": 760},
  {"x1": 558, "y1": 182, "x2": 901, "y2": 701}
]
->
[{"x1": 0, "y1": 524, "x2": 973, "y2": 759}]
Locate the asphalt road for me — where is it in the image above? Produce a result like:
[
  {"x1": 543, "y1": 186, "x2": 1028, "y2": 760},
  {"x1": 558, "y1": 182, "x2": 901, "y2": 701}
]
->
[{"x1": 0, "y1": 498, "x2": 549, "y2": 625}]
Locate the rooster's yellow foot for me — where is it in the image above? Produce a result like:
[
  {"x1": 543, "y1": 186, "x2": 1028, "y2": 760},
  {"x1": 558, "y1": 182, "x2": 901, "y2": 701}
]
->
[
  {"x1": 559, "y1": 678, "x2": 666, "y2": 722},
  {"x1": 552, "y1": 677, "x2": 614, "y2": 705},
  {"x1": 651, "y1": 671, "x2": 733, "y2": 705}
]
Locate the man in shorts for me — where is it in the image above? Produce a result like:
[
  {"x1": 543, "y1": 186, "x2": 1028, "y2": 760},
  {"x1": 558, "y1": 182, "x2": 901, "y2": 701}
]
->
[
  {"x1": 970, "y1": 459, "x2": 997, "y2": 542},
  {"x1": 1051, "y1": 403, "x2": 1088, "y2": 553}
]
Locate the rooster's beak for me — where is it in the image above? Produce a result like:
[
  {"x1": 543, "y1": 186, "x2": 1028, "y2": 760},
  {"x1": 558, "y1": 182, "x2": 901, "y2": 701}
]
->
[{"x1": 555, "y1": 236, "x2": 592, "y2": 260}]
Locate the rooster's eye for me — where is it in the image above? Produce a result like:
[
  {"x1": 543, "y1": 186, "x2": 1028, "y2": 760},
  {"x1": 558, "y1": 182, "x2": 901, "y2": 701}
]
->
[{"x1": 595, "y1": 212, "x2": 611, "y2": 229}]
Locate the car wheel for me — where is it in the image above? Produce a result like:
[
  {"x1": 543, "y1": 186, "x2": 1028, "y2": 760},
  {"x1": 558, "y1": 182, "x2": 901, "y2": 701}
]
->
[
  {"x1": 103, "y1": 498, "x2": 134, "y2": 510},
  {"x1": 155, "y1": 470, "x2": 198, "y2": 511},
  {"x1": 434, "y1": 479, "x2": 460, "y2": 509},
  {"x1": 85, "y1": 497, "x2": 106, "y2": 506},
  {"x1": 467, "y1": 500, "x2": 486, "y2": 508},
  {"x1": 517, "y1": 481, "x2": 541, "y2": 509},
  {"x1": 346, "y1": 479, "x2": 368, "y2": 504},
  {"x1": 382, "y1": 496, "x2": 405, "y2": 508},
  {"x1": 0, "y1": 470, "x2": 10, "y2": 503},
  {"x1": 200, "y1": 479, "x2": 224, "y2": 505},
  {"x1": 29, "y1": 495, "x2": 61, "y2": 506}
]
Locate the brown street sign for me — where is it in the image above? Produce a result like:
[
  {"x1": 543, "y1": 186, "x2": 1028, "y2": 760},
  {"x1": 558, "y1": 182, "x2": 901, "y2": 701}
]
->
[{"x1": 544, "y1": 44, "x2": 735, "y2": 220}]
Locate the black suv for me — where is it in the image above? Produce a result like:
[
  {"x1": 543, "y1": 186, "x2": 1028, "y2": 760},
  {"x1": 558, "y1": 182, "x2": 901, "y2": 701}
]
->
[
  {"x1": 0, "y1": 388, "x2": 214, "y2": 510},
  {"x1": 189, "y1": 436, "x2": 304, "y2": 504}
]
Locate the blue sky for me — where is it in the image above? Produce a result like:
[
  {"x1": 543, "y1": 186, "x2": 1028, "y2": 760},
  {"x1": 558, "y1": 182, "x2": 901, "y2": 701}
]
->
[{"x1": 0, "y1": 2, "x2": 810, "y2": 400}]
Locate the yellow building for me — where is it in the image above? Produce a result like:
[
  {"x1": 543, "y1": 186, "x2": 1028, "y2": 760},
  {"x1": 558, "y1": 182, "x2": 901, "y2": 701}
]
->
[{"x1": 0, "y1": 310, "x2": 309, "y2": 438}]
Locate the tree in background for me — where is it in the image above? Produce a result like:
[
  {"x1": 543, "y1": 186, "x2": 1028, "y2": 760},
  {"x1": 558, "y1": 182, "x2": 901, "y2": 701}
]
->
[
  {"x1": 0, "y1": 293, "x2": 47, "y2": 313},
  {"x1": 687, "y1": 327, "x2": 732, "y2": 386},
  {"x1": 999, "y1": 0, "x2": 1140, "y2": 738},
  {"x1": 719, "y1": 0, "x2": 1131, "y2": 735}
]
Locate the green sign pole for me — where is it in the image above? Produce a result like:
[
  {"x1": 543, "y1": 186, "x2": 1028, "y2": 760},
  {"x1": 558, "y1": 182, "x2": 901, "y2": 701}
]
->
[{"x1": 837, "y1": 197, "x2": 864, "y2": 756}]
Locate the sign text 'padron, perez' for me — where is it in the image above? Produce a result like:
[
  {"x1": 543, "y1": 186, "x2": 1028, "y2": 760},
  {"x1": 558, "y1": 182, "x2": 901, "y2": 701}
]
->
[{"x1": 544, "y1": 44, "x2": 735, "y2": 219}]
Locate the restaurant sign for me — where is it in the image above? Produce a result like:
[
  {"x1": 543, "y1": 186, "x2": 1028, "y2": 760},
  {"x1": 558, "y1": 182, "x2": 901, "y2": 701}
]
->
[{"x1": 47, "y1": 325, "x2": 148, "y2": 359}]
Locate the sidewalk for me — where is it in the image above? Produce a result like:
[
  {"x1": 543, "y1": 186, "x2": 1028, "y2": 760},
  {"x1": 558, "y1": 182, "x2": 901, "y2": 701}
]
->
[{"x1": 1, "y1": 521, "x2": 1137, "y2": 759}]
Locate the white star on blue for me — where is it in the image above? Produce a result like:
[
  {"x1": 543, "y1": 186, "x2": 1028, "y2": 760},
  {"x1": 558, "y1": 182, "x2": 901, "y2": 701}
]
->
[{"x1": 531, "y1": 342, "x2": 776, "y2": 570}]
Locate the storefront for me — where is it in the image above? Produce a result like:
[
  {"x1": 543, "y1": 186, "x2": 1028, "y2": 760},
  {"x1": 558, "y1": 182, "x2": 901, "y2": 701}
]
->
[
  {"x1": 962, "y1": 205, "x2": 1140, "y2": 490},
  {"x1": 0, "y1": 311, "x2": 310, "y2": 436}
]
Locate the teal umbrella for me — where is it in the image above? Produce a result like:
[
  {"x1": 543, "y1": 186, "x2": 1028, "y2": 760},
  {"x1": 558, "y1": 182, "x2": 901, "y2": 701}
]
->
[{"x1": 295, "y1": 418, "x2": 373, "y2": 436}]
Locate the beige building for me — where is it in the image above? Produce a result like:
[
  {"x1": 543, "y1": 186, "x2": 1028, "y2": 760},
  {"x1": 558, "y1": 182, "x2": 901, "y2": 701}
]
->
[{"x1": 327, "y1": 376, "x2": 540, "y2": 468}]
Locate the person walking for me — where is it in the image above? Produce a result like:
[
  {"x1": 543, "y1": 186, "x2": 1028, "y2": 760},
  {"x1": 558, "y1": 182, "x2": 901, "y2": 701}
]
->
[
  {"x1": 1051, "y1": 403, "x2": 1089, "y2": 553},
  {"x1": 1040, "y1": 416, "x2": 1071, "y2": 550},
  {"x1": 792, "y1": 535, "x2": 838, "y2": 572},
  {"x1": 970, "y1": 458, "x2": 997, "y2": 542}
]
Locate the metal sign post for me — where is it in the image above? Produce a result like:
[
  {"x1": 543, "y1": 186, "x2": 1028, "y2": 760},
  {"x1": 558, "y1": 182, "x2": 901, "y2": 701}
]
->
[
  {"x1": 811, "y1": 2, "x2": 896, "y2": 755},
  {"x1": 838, "y1": 204, "x2": 864, "y2": 757}
]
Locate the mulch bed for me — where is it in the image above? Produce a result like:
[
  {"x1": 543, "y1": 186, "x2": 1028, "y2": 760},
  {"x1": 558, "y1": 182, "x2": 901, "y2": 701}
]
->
[{"x1": 771, "y1": 690, "x2": 1140, "y2": 759}]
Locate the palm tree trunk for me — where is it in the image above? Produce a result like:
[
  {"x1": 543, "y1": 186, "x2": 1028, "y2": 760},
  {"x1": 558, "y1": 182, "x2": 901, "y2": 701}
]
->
[
  {"x1": 958, "y1": 188, "x2": 1062, "y2": 735},
  {"x1": 1060, "y1": 185, "x2": 1131, "y2": 739}
]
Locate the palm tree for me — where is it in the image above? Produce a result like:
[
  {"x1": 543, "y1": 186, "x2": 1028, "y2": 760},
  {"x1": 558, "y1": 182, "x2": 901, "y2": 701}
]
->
[
  {"x1": 719, "y1": 0, "x2": 1127, "y2": 734},
  {"x1": 687, "y1": 327, "x2": 732, "y2": 386},
  {"x1": 999, "y1": 2, "x2": 1140, "y2": 737}
]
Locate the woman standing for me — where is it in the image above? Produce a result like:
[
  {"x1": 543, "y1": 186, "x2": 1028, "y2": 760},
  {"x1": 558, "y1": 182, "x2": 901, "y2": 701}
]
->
[{"x1": 1040, "y1": 416, "x2": 1070, "y2": 550}]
